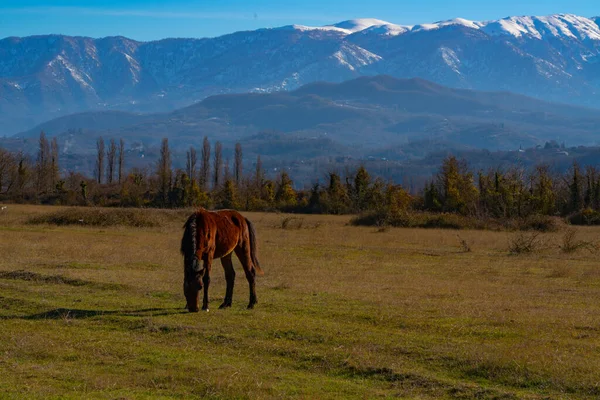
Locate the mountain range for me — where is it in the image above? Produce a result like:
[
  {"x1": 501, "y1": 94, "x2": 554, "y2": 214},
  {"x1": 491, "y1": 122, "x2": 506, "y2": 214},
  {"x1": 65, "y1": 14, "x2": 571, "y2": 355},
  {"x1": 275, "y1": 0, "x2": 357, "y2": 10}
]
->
[{"x1": 1, "y1": 13, "x2": 600, "y2": 135}]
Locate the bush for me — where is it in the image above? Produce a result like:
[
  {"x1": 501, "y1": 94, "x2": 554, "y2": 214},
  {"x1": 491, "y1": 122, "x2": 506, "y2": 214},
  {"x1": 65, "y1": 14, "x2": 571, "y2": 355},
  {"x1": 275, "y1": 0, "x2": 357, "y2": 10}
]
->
[
  {"x1": 351, "y1": 211, "x2": 479, "y2": 230},
  {"x1": 508, "y1": 232, "x2": 542, "y2": 255},
  {"x1": 27, "y1": 207, "x2": 177, "y2": 228},
  {"x1": 351, "y1": 210, "x2": 562, "y2": 232},
  {"x1": 568, "y1": 209, "x2": 600, "y2": 226},
  {"x1": 280, "y1": 216, "x2": 304, "y2": 230},
  {"x1": 350, "y1": 210, "x2": 412, "y2": 228},
  {"x1": 517, "y1": 215, "x2": 561, "y2": 232},
  {"x1": 418, "y1": 214, "x2": 472, "y2": 230},
  {"x1": 560, "y1": 228, "x2": 598, "y2": 254}
]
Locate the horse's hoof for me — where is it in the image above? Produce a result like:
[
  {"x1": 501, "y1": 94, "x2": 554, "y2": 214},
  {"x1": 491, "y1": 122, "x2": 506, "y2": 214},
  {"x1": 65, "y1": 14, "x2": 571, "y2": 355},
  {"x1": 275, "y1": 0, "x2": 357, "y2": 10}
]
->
[
  {"x1": 247, "y1": 304, "x2": 255, "y2": 310},
  {"x1": 219, "y1": 303, "x2": 231, "y2": 309}
]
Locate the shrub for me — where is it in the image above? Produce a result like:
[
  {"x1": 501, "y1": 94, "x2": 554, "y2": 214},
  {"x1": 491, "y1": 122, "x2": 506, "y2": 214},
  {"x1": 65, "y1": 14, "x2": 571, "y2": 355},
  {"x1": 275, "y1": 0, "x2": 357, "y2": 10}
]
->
[
  {"x1": 350, "y1": 210, "x2": 412, "y2": 228},
  {"x1": 517, "y1": 215, "x2": 561, "y2": 232},
  {"x1": 456, "y1": 234, "x2": 472, "y2": 253},
  {"x1": 351, "y1": 210, "x2": 563, "y2": 233},
  {"x1": 28, "y1": 207, "x2": 169, "y2": 228},
  {"x1": 418, "y1": 214, "x2": 471, "y2": 230},
  {"x1": 281, "y1": 216, "x2": 304, "y2": 230},
  {"x1": 508, "y1": 232, "x2": 542, "y2": 255},
  {"x1": 560, "y1": 228, "x2": 598, "y2": 254},
  {"x1": 568, "y1": 209, "x2": 600, "y2": 226}
]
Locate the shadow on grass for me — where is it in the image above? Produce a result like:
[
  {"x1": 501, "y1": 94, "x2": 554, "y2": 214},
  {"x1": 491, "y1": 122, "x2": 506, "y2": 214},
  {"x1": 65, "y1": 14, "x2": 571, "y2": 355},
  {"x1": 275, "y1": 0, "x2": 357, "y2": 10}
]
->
[{"x1": 1, "y1": 307, "x2": 187, "y2": 320}]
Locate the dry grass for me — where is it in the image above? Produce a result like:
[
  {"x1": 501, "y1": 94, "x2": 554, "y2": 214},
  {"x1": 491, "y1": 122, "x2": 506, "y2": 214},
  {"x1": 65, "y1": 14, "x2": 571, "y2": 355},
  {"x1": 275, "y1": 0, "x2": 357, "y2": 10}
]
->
[{"x1": 0, "y1": 204, "x2": 599, "y2": 399}]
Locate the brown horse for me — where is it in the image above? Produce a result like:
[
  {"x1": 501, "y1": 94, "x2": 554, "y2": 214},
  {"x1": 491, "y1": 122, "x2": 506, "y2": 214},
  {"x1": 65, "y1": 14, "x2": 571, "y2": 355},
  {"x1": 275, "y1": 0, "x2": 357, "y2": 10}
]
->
[{"x1": 180, "y1": 208, "x2": 263, "y2": 312}]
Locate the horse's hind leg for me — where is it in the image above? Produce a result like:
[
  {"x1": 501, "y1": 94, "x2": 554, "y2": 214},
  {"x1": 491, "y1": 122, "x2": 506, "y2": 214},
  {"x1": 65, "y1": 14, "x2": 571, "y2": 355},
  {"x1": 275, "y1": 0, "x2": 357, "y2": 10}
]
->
[
  {"x1": 234, "y1": 246, "x2": 257, "y2": 309},
  {"x1": 219, "y1": 254, "x2": 235, "y2": 309}
]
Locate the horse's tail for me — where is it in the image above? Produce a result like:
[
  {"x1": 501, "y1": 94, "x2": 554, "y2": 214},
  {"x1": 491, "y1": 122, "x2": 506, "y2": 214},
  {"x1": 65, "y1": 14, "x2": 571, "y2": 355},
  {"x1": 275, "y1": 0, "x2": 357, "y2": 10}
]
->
[
  {"x1": 181, "y1": 213, "x2": 197, "y2": 259},
  {"x1": 246, "y1": 217, "x2": 264, "y2": 276}
]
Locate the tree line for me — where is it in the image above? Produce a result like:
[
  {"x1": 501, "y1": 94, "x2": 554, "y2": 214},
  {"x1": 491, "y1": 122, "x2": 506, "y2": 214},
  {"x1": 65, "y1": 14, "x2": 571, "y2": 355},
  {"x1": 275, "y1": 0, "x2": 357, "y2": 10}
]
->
[{"x1": 1, "y1": 133, "x2": 600, "y2": 226}]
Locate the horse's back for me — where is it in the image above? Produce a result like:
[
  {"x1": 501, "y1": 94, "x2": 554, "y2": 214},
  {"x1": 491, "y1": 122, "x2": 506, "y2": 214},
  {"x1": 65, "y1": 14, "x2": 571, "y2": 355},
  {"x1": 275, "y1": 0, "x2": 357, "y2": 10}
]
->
[{"x1": 206, "y1": 209, "x2": 248, "y2": 258}]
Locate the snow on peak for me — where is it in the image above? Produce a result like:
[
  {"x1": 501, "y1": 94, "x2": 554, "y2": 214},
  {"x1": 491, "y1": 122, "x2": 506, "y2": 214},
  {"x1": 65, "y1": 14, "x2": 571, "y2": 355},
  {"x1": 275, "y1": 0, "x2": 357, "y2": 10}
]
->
[
  {"x1": 328, "y1": 19, "x2": 394, "y2": 33},
  {"x1": 280, "y1": 19, "x2": 401, "y2": 35},
  {"x1": 279, "y1": 24, "x2": 348, "y2": 34},
  {"x1": 358, "y1": 23, "x2": 412, "y2": 36},
  {"x1": 412, "y1": 18, "x2": 482, "y2": 33},
  {"x1": 480, "y1": 14, "x2": 600, "y2": 40},
  {"x1": 286, "y1": 14, "x2": 600, "y2": 41}
]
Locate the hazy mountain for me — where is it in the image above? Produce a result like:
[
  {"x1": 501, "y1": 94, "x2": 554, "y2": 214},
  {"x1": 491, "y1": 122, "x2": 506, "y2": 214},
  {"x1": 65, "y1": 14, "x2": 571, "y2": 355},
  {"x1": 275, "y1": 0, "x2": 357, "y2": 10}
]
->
[
  {"x1": 13, "y1": 75, "x2": 600, "y2": 162},
  {"x1": 1, "y1": 14, "x2": 600, "y2": 134}
]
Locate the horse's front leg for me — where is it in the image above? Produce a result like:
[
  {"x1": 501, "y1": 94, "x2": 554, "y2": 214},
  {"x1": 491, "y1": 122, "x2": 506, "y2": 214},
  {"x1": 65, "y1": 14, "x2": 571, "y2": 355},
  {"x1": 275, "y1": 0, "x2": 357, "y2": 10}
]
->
[{"x1": 201, "y1": 256, "x2": 213, "y2": 311}]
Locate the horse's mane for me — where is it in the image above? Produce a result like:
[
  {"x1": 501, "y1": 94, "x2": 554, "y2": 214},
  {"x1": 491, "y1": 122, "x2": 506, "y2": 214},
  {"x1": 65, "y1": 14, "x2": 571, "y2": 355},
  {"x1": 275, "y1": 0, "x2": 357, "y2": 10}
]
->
[{"x1": 181, "y1": 212, "x2": 198, "y2": 265}]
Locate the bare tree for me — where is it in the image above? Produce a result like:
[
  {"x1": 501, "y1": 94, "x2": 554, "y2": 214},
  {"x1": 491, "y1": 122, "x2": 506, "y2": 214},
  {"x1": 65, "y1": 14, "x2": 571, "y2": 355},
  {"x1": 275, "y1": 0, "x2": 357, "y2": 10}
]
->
[
  {"x1": 15, "y1": 152, "x2": 30, "y2": 197},
  {"x1": 106, "y1": 139, "x2": 117, "y2": 184},
  {"x1": 50, "y1": 137, "x2": 59, "y2": 188},
  {"x1": 213, "y1": 141, "x2": 223, "y2": 189},
  {"x1": 200, "y1": 136, "x2": 210, "y2": 191},
  {"x1": 96, "y1": 137, "x2": 105, "y2": 184},
  {"x1": 224, "y1": 157, "x2": 231, "y2": 183},
  {"x1": 36, "y1": 131, "x2": 50, "y2": 192},
  {"x1": 0, "y1": 148, "x2": 14, "y2": 193},
  {"x1": 234, "y1": 142, "x2": 243, "y2": 187},
  {"x1": 118, "y1": 138, "x2": 125, "y2": 184},
  {"x1": 186, "y1": 146, "x2": 197, "y2": 183},
  {"x1": 255, "y1": 155, "x2": 264, "y2": 191},
  {"x1": 157, "y1": 138, "x2": 172, "y2": 206}
]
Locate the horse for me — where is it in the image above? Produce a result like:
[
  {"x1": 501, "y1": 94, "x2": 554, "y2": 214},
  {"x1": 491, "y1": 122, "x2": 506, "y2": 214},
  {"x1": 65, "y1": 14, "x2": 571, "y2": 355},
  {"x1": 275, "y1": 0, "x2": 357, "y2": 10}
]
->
[{"x1": 180, "y1": 208, "x2": 263, "y2": 312}]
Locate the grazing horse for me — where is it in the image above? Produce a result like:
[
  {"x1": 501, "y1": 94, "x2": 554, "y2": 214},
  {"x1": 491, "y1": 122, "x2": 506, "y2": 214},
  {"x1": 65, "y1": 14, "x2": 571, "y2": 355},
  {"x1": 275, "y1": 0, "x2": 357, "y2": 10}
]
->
[{"x1": 180, "y1": 208, "x2": 263, "y2": 312}]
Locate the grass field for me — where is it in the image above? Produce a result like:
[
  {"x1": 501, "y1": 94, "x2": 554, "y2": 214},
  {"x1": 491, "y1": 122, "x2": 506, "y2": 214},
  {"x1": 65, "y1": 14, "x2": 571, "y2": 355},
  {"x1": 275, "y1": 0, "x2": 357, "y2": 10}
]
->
[{"x1": 1, "y1": 205, "x2": 599, "y2": 399}]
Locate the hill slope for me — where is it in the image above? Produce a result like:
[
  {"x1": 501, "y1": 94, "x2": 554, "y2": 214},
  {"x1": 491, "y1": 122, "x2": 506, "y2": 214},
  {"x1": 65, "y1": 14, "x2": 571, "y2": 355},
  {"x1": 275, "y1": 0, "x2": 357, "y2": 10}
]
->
[
  {"x1": 14, "y1": 75, "x2": 600, "y2": 161},
  {"x1": 2, "y1": 14, "x2": 600, "y2": 133}
]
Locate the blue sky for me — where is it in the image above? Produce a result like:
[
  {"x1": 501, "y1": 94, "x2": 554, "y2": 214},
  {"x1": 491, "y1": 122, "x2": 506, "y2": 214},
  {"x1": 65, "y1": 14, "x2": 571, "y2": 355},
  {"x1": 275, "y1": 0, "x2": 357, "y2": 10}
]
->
[{"x1": 0, "y1": 0, "x2": 597, "y2": 41}]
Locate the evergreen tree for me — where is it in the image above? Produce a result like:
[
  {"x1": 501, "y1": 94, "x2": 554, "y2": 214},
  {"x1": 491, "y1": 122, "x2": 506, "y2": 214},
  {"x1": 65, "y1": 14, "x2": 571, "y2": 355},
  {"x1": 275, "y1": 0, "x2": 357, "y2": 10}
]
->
[
  {"x1": 569, "y1": 162, "x2": 582, "y2": 213},
  {"x1": 219, "y1": 179, "x2": 239, "y2": 209},
  {"x1": 437, "y1": 156, "x2": 478, "y2": 215},
  {"x1": 275, "y1": 171, "x2": 296, "y2": 208},
  {"x1": 325, "y1": 172, "x2": 351, "y2": 214},
  {"x1": 531, "y1": 165, "x2": 555, "y2": 215},
  {"x1": 352, "y1": 166, "x2": 371, "y2": 212}
]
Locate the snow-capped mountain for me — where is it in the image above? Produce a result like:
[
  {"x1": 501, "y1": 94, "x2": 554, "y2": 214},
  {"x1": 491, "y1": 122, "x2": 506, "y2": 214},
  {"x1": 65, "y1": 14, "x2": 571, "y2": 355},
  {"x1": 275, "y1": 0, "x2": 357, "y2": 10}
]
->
[{"x1": 2, "y1": 14, "x2": 600, "y2": 134}]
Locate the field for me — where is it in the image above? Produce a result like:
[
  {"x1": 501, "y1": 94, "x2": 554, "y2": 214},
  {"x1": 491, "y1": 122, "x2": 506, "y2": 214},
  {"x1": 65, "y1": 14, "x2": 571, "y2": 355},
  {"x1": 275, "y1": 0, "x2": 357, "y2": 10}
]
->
[{"x1": 1, "y1": 205, "x2": 599, "y2": 399}]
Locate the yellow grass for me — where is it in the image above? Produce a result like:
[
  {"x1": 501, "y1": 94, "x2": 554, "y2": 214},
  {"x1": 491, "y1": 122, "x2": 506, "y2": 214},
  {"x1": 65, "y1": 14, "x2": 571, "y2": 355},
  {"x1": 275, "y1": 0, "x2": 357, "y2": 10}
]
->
[{"x1": 0, "y1": 204, "x2": 599, "y2": 399}]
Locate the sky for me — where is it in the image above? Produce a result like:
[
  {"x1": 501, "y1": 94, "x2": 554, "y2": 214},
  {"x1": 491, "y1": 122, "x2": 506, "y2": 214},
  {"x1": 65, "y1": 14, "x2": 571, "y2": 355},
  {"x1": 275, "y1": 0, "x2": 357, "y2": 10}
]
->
[{"x1": 0, "y1": 0, "x2": 598, "y2": 41}]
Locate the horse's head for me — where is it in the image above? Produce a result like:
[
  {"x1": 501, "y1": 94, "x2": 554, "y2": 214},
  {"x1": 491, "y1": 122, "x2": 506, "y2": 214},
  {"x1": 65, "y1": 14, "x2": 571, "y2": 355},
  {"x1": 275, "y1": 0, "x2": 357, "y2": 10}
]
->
[{"x1": 184, "y1": 255, "x2": 204, "y2": 312}]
